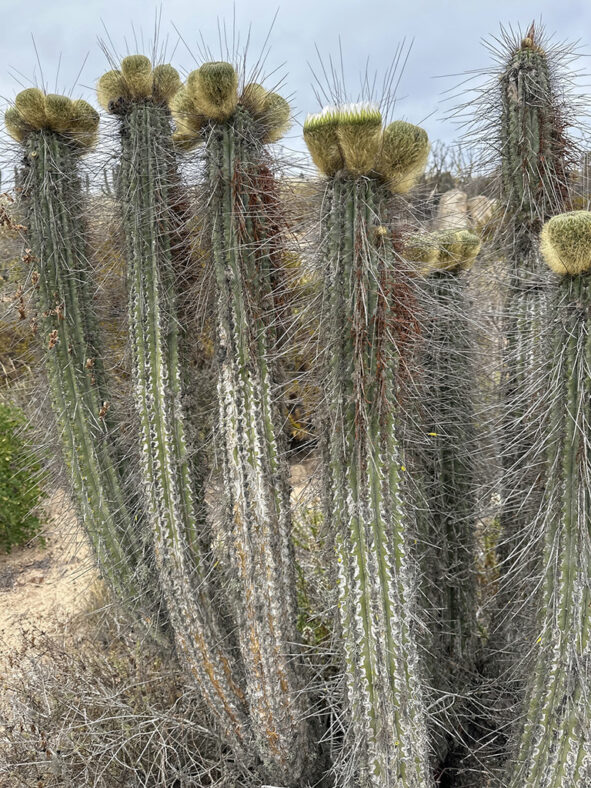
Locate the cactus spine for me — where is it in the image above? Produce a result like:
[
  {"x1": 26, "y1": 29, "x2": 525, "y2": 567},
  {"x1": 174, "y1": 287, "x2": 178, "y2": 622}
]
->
[
  {"x1": 506, "y1": 211, "x2": 591, "y2": 787},
  {"x1": 11, "y1": 92, "x2": 153, "y2": 610},
  {"x1": 305, "y1": 105, "x2": 430, "y2": 786},
  {"x1": 172, "y1": 64, "x2": 314, "y2": 785},
  {"x1": 99, "y1": 58, "x2": 253, "y2": 757}
]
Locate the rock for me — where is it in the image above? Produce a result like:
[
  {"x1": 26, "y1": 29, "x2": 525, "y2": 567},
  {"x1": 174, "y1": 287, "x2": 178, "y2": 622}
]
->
[
  {"x1": 435, "y1": 188, "x2": 469, "y2": 230},
  {"x1": 468, "y1": 195, "x2": 495, "y2": 228}
]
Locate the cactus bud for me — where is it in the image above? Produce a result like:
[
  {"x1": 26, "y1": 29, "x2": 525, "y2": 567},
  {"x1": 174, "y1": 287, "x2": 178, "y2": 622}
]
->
[
  {"x1": 240, "y1": 82, "x2": 268, "y2": 115},
  {"x1": 436, "y1": 229, "x2": 481, "y2": 271},
  {"x1": 335, "y1": 102, "x2": 382, "y2": 175},
  {"x1": 540, "y1": 210, "x2": 591, "y2": 275},
  {"x1": 303, "y1": 107, "x2": 344, "y2": 176},
  {"x1": 70, "y1": 99, "x2": 99, "y2": 132},
  {"x1": 171, "y1": 86, "x2": 207, "y2": 137},
  {"x1": 120, "y1": 54, "x2": 153, "y2": 99},
  {"x1": 259, "y1": 92, "x2": 291, "y2": 143},
  {"x1": 403, "y1": 232, "x2": 440, "y2": 271},
  {"x1": 44, "y1": 94, "x2": 73, "y2": 133},
  {"x1": 186, "y1": 61, "x2": 238, "y2": 122},
  {"x1": 14, "y1": 88, "x2": 47, "y2": 129},
  {"x1": 97, "y1": 70, "x2": 129, "y2": 111},
  {"x1": 4, "y1": 107, "x2": 31, "y2": 142},
  {"x1": 377, "y1": 120, "x2": 429, "y2": 193},
  {"x1": 152, "y1": 64, "x2": 181, "y2": 104}
]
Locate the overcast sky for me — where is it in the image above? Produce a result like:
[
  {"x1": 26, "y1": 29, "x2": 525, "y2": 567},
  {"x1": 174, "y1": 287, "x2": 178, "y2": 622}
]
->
[{"x1": 1, "y1": 0, "x2": 590, "y2": 159}]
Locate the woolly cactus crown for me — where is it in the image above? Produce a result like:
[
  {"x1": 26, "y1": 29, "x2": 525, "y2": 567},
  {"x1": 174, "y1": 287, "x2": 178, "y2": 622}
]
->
[
  {"x1": 378, "y1": 120, "x2": 430, "y2": 194},
  {"x1": 169, "y1": 63, "x2": 291, "y2": 150},
  {"x1": 97, "y1": 56, "x2": 181, "y2": 112},
  {"x1": 541, "y1": 211, "x2": 591, "y2": 276},
  {"x1": 5, "y1": 88, "x2": 99, "y2": 149},
  {"x1": 403, "y1": 229, "x2": 481, "y2": 273},
  {"x1": 436, "y1": 229, "x2": 481, "y2": 272},
  {"x1": 303, "y1": 106, "x2": 344, "y2": 176},
  {"x1": 303, "y1": 103, "x2": 429, "y2": 190}
]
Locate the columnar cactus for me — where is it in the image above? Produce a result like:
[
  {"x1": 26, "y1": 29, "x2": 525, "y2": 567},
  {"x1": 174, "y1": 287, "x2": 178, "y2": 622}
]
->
[
  {"x1": 96, "y1": 57, "x2": 255, "y2": 760},
  {"x1": 506, "y1": 210, "x2": 591, "y2": 787},
  {"x1": 6, "y1": 89, "x2": 158, "y2": 614},
  {"x1": 498, "y1": 25, "x2": 574, "y2": 591},
  {"x1": 404, "y1": 229, "x2": 481, "y2": 767},
  {"x1": 170, "y1": 63, "x2": 315, "y2": 785},
  {"x1": 304, "y1": 104, "x2": 431, "y2": 786}
]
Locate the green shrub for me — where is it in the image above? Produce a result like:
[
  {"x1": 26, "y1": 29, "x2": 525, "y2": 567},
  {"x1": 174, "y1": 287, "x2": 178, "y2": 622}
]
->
[{"x1": 0, "y1": 401, "x2": 46, "y2": 552}]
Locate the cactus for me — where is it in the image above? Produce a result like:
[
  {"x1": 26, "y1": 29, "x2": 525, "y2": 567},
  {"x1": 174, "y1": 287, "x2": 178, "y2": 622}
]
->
[
  {"x1": 505, "y1": 210, "x2": 591, "y2": 787},
  {"x1": 7, "y1": 89, "x2": 160, "y2": 618},
  {"x1": 98, "y1": 58, "x2": 255, "y2": 761},
  {"x1": 497, "y1": 24, "x2": 575, "y2": 605},
  {"x1": 304, "y1": 103, "x2": 430, "y2": 786},
  {"x1": 405, "y1": 230, "x2": 481, "y2": 768},
  {"x1": 171, "y1": 64, "x2": 316, "y2": 784}
]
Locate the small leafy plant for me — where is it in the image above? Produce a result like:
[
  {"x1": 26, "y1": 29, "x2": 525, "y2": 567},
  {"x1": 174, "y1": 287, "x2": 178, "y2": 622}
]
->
[{"x1": 0, "y1": 400, "x2": 46, "y2": 552}]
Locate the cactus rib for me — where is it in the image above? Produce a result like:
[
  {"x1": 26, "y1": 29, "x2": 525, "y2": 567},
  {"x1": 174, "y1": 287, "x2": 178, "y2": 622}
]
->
[
  {"x1": 319, "y1": 172, "x2": 429, "y2": 786},
  {"x1": 204, "y1": 105, "x2": 313, "y2": 785}
]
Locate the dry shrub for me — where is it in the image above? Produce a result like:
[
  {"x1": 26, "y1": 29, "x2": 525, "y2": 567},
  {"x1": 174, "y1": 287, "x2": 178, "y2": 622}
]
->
[{"x1": 0, "y1": 591, "x2": 251, "y2": 787}]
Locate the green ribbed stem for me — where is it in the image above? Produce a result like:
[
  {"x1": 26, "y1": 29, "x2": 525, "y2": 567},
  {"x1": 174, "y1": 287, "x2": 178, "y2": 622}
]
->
[
  {"x1": 418, "y1": 268, "x2": 478, "y2": 766},
  {"x1": 204, "y1": 107, "x2": 313, "y2": 785},
  {"x1": 497, "y1": 32, "x2": 570, "y2": 669},
  {"x1": 320, "y1": 174, "x2": 429, "y2": 787},
  {"x1": 500, "y1": 42, "x2": 567, "y2": 225},
  {"x1": 117, "y1": 101, "x2": 251, "y2": 756},
  {"x1": 499, "y1": 34, "x2": 570, "y2": 557},
  {"x1": 507, "y1": 273, "x2": 591, "y2": 787},
  {"x1": 23, "y1": 130, "x2": 151, "y2": 609}
]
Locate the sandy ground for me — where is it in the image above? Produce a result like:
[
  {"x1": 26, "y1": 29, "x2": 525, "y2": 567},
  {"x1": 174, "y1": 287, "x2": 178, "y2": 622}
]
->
[
  {"x1": 0, "y1": 459, "x2": 319, "y2": 661},
  {"x1": 0, "y1": 489, "x2": 97, "y2": 657}
]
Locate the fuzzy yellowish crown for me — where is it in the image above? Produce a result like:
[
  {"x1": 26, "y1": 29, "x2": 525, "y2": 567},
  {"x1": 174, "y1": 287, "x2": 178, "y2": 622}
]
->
[
  {"x1": 541, "y1": 211, "x2": 591, "y2": 276},
  {"x1": 96, "y1": 56, "x2": 181, "y2": 113},
  {"x1": 5, "y1": 89, "x2": 99, "y2": 149},
  {"x1": 303, "y1": 103, "x2": 429, "y2": 191},
  {"x1": 169, "y1": 62, "x2": 291, "y2": 150}
]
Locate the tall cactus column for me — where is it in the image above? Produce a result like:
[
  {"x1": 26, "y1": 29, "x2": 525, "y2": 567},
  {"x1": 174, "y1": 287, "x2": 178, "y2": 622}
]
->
[
  {"x1": 304, "y1": 106, "x2": 431, "y2": 787},
  {"x1": 96, "y1": 58, "x2": 253, "y2": 759},
  {"x1": 404, "y1": 229, "x2": 481, "y2": 769},
  {"x1": 497, "y1": 27, "x2": 573, "y2": 604},
  {"x1": 506, "y1": 211, "x2": 591, "y2": 788},
  {"x1": 171, "y1": 64, "x2": 316, "y2": 785},
  {"x1": 5, "y1": 90, "x2": 152, "y2": 609}
]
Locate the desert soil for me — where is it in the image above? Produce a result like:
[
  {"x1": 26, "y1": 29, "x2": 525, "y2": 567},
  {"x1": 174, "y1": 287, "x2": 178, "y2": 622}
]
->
[
  {"x1": 0, "y1": 489, "x2": 96, "y2": 658},
  {"x1": 0, "y1": 460, "x2": 318, "y2": 660}
]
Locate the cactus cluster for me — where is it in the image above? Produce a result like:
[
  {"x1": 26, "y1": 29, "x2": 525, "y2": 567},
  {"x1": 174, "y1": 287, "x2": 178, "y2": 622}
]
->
[
  {"x1": 5, "y1": 22, "x2": 591, "y2": 788},
  {"x1": 403, "y1": 228, "x2": 481, "y2": 272}
]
